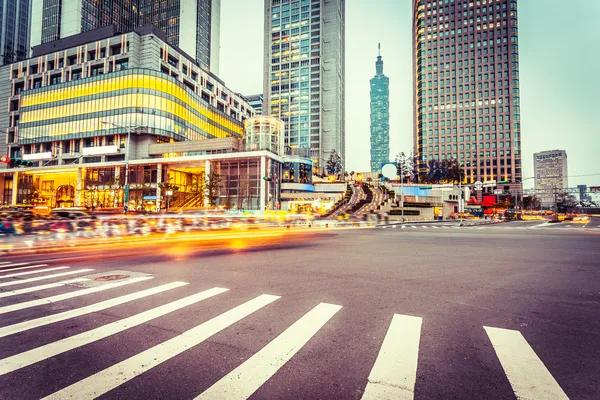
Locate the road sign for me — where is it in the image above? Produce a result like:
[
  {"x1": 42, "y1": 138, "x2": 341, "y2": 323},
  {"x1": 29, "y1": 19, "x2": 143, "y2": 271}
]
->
[
  {"x1": 474, "y1": 181, "x2": 483, "y2": 191},
  {"x1": 493, "y1": 189, "x2": 503, "y2": 195},
  {"x1": 483, "y1": 180, "x2": 497, "y2": 188}
]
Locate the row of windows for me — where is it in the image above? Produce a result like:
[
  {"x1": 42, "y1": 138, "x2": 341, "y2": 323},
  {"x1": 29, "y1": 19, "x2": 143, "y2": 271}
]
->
[
  {"x1": 20, "y1": 70, "x2": 243, "y2": 136},
  {"x1": 18, "y1": 109, "x2": 233, "y2": 146}
]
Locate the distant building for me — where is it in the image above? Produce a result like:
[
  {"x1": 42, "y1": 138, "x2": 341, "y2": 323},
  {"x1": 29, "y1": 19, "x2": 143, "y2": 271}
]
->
[
  {"x1": 370, "y1": 43, "x2": 390, "y2": 172},
  {"x1": 534, "y1": 150, "x2": 568, "y2": 208},
  {"x1": 245, "y1": 94, "x2": 263, "y2": 116},
  {"x1": 29, "y1": 0, "x2": 221, "y2": 72},
  {"x1": 263, "y1": 0, "x2": 346, "y2": 172},
  {"x1": 412, "y1": 0, "x2": 523, "y2": 196},
  {"x1": 0, "y1": 0, "x2": 31, "y2": 65}
]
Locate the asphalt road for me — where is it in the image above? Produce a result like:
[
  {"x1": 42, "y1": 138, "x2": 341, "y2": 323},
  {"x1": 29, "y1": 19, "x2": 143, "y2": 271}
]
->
[{"x1": 0, "y1": 222, "x2": 599, "y2": 399}]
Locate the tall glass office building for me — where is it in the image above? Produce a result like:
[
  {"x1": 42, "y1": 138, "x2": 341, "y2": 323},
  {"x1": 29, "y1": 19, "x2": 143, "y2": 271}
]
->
[
  {"x1": 413, "y1": 0, "x2": 522, "y2": 193},
  {"x1": 0, "y1": 0, "x2": 31, "y2": 65},
  {"x1": 369, "y1": 44, "x2": 389, "y2": 172},
  {"x1": 263, "y1": 0, "x2": 345, "y2": 172},
  {"x1": 30, "y1": 0, "x2": 220, "y2": 72}
]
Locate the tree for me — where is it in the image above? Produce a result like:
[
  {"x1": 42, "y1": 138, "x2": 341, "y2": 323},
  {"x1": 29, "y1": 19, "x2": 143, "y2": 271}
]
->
[
  {"x1": 522, "y1": 195, "x2": 541, "y2": 210},
  {"x1": 326, "y1": 150, "x2": 343, "y2": 177},
  {"x1": 158, "y1": 181, "x2": 179, "y2": 210},
  {"x1": 395, "y1": 152, "x2": 414, "y2": 183},
  {"x1": 445, "y1": 159, "x2": 465, "y2": 184},
  {"x1": 206, "y1": 170, "x2": 222, "y2": 206}
]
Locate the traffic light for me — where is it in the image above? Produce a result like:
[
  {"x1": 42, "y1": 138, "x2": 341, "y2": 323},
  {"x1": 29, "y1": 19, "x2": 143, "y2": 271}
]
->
[{"x1": 1, "y1": 156, "x2": 34, "y2": 167}]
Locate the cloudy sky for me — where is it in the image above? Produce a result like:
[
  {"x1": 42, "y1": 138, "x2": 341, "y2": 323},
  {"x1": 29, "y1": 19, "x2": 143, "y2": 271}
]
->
[{"x1": 219, "y1": 0, "x2": 600, "y2": 188}]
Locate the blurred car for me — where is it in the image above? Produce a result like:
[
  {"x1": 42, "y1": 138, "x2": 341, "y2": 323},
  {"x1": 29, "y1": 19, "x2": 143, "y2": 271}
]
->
[{"x1": 50, "y1": 209, "x2": 94, "y2": 220}]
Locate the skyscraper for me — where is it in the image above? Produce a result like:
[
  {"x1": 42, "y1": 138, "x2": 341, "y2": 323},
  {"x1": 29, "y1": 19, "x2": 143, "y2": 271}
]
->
[
  {"x1": 370, "y1": 43, "x2": 390, "y2": 172},
  {"x1": 29, "y1": 0, "x2": 220, "y2": 72},
  {"x1": 534, "y1": 150, "x2": 568, "y2": 208},
  {"x1": 413, "y1": 0, "x2": 522, "y2": 193},
  {"x1": 245, "y1": 94, "x2": 264, "y2": 115},
  {"x1": 264, "y1": 0, "x2": 345, "y2": 172},
  {"x1": 0, "y1": 0, "x2": 31, "y2": 65}
]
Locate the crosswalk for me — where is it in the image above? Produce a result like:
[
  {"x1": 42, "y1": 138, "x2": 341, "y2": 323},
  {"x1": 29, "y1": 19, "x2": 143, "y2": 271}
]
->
[
  {"x1": 383, "y1": 223, "x2": 600, "y2": 231},
  {"x1": 0, "y1": 261, "x2": 571, "y2": 399}
]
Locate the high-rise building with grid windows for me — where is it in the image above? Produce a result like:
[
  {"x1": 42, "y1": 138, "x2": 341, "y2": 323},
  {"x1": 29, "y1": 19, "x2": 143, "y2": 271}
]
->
[
  {"x1": 370, "y1": 43, "x2": 389, "y2": 172},
  {"x1": 263, "y1": 0, "x2": 345, "y2": 172},
  {"x1": 413, "y1": 0, "x2": 522, "y2": 194},
  {"x1": 0, "y1": 0, "x2": 31, "y2": 65},
  {"x1": 29, "y1": 0, "x2": 220, "y2": 72}
]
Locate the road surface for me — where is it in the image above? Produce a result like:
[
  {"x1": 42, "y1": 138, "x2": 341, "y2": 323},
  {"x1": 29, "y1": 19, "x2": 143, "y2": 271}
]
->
[{"x1": 0, "y1": 220, "x2": 598, "y2": 399}]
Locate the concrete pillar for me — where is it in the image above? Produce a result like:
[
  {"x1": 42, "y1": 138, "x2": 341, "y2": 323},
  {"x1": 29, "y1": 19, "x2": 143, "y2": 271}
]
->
[
  {"x1": 75, "y1": 168, "x2": 83, "y2": 207},
  {"x1": 204, "y1": 160, "x2": 211, "y2": 207},
  {"x1": 259, "y1": 156, "x2": 266, "y2": 212},
  {"x1": 11, "y1": 172, "x2": 18, "y2": 205},
  {"x1": 156, "y1": 163, "x2": 162, "y2": 212}
]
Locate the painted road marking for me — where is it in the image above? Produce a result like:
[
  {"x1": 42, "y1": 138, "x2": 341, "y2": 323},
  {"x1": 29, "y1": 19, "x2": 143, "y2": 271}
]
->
[
  {"x1": 0, "y1": 281, "x2": 187, "y2": 338},
  {"x1": 0, "y1": 266, "x2": 69, "y2": 279},
  {"x1": 0, "y1": 264, "x2": 49, "y2": 273},
  {"x1": 43, "y1": 294, "x2": 280, "y2": 400},
  {"x1": 0, "y1": 278, "x2": 90, "y2": 299},
  {"x1": 0, "y1": 269, "x2": 94, "y2": 288},
  {"x1": 411, "y1": 226, "x2": 417, "y2": 229},
  {"x1": 0, "y1": 276, "x2": 153, "y2": 315},
  {"x1": 421, "y1": 226, "x2": 428, "y2": 229},
  {"x1": 401, "y1": 225, "x2": 406, "y2": 229},
  {"x1": 0, "y1": 262, "x2": 31, "y2": 269},
  {"x1": 362, "y1": 314, "x2": 423, "y2": 400},
  {"x1": 197, "y1": 302, "x2": 342, "y2": 400},
  {"x1": 0, "y1": 287, "x2": 229, "y2": 376},
  {"x1": 432, "y1": 226, "x2": 439, "y2": 229},
  {"x1": 484, "y1": 326, "x2": 568, "y2": 400}
]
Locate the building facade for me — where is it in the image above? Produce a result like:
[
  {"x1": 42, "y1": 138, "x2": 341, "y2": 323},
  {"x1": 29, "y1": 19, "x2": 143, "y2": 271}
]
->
[
  {"x1": 30, "y1": 0, "x2": 220, "y2": 72},
  {"x1": 245, "y1": 94, "x2": 264, "y2": 115},
  {"x1": 0, "y1": 26, "x2": 267, "y2": 210},
  {"x1": 412, "y1": 0, "x2": 522, "y2": 195},
  {"x1": 369, "y1": 43, "x2": 389, "y2": 172},
  {"x1": 263, "y1": 0, "x2": 345, "y2": 172},
  {"x1": 534, "y1": 149, "x2": 568, "y2": 208},
  {"x1": 0, "y1": 0, "x2": 31, "y2": 65}
]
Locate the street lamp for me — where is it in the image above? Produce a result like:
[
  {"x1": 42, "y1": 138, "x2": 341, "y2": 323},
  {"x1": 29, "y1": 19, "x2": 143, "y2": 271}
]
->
[{"x1": 101, "y1": 121, "x2": 146, "y2": 214}]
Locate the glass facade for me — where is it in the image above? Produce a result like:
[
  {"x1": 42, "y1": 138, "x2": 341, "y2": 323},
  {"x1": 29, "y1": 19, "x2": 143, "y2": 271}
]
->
[
  {"x1": 40, "y1": 0, "x2": 62, "y2": 44},
  {"x1": 267, "y1": 0, "x2": 316, "y2": 152},
  {"x1": 413, "y1": 0, "x2": 521, "y2": 184},
  {"x1": 18, "y1": 69, "x2": 244, "y2": 147},
  {"x1": 370, "y1": 46, "x2": 390, "y2": 172},
  {"x1": 0, "y1": 0, "x2": 31, "y2": 65}
]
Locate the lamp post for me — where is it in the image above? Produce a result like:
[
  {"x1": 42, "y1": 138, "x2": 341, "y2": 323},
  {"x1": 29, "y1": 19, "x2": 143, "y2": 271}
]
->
[{"x1": 101, "y1": 122, "x2": 146, "y2": 215}]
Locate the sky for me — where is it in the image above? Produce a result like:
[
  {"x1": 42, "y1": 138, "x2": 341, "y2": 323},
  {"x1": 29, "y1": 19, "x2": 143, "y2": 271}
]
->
[{"x1": 219, "y1": 0, "x2": 600, "y2": 188}]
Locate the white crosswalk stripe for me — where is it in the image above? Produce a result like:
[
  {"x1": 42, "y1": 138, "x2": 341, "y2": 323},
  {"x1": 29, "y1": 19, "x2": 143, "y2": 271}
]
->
[
  {"x1": 43, "y1": 294, "x2": 280, "y2": 400},
  {"x1": 0, "y1": 268, "x2": 94, "y2": 288},
  {"x1": 0, "y1": 276, "x2": 153, "y2": 315},
  {"x1": 0, "y1": 264, "x2": 49, "y2": 273},
  {"x1": 362, "y1": 314, "x2": 422, "y2": 400},
  {"x1": 0, "y1": 266, "x2": 68, "y2": 279},
  {"x1": 0, "y1": 287, "x2": 229, "y2": 376},
  {"x1": 0, "y1": 278, "x2": 90, "y2": 299},
  {"x1": 484, "y1": 326, "x2": 568, "y2": 400},
  {"x1": 197, "y1": 302, "x2": 342, "y2": 400},
  {"x1": 432, "y1": 226, "x2": 439, "y2": 229},
  {"x1": 411, "y1": 225, "x2": 417, "y2": 229},
  {"x1": 0, "y1": 262, "x2": 30, "y2": 269},
  {"x1": 0, "y1": 281, "x2": 187, "y2": 338},
  {"x1": 421, "y1": 226, "x2": 428, "y2": 229}
]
